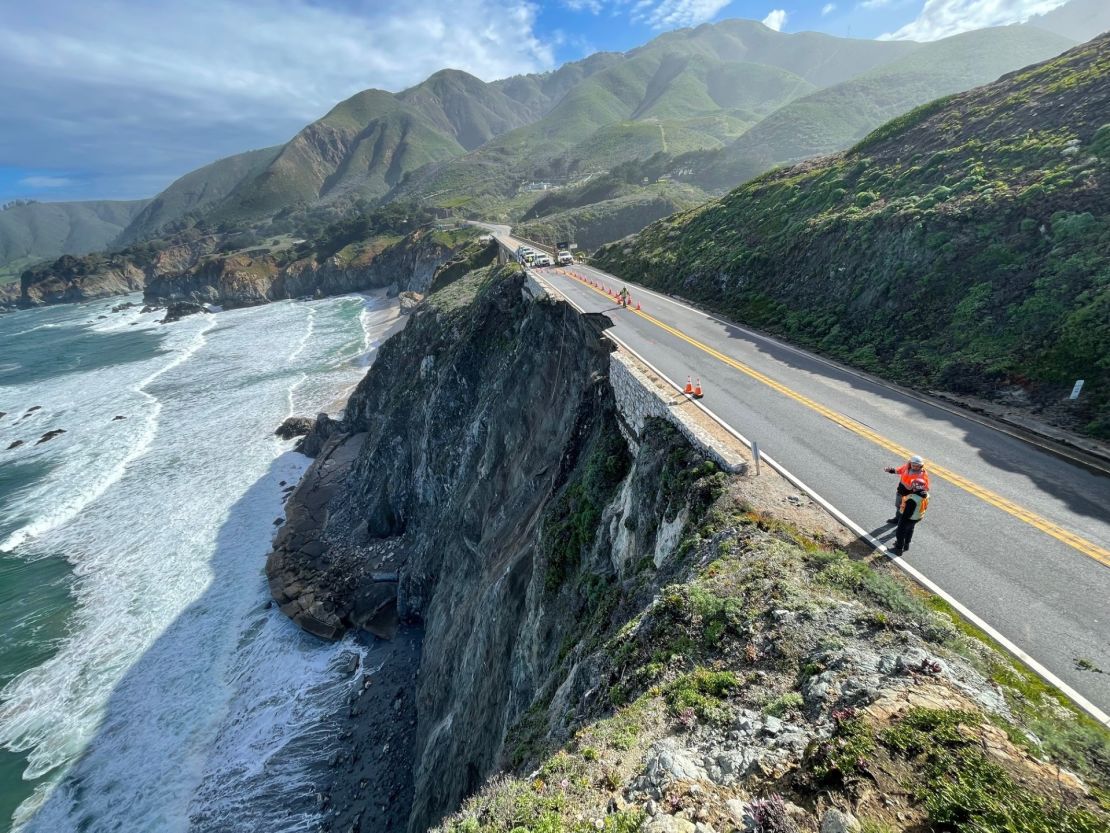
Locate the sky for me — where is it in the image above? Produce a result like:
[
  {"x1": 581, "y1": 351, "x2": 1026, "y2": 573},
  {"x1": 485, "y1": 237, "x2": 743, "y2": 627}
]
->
[{"x1": 0, "y1": 0, "x2": 1074, "y2": 204}]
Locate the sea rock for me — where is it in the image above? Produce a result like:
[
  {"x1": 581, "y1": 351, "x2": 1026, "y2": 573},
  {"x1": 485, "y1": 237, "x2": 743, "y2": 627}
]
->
[
  {"x1": 111, "y1": 301, "x2": 137, "y2": 313},
  {"x1": 35, "y1": 429, "x2": 66, "y2": 445},
  {"x1": 160, "y1": 301, "x2": 209, "y2": 324},
  {"x1": 275, "y1": 415, "x2": 315, "y2": 440},
  {"x1": 7, "y1": 440, "x2": 24, "y2": 450}
]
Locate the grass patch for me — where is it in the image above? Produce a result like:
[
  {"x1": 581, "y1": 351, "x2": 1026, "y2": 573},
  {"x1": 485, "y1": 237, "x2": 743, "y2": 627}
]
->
[
  {"x1": 881, "y1": 708, "x2": 1107, "y2": 833},
  {"x1": 663, "y1": 668, "x2": 741, "y2": 724},
  {"x1": 923, "y1": 595, "x2": 1110, "y2": 786}
]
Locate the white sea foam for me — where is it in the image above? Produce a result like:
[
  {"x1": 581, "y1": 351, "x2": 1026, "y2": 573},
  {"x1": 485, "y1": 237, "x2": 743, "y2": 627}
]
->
[
  {"x1": 0, "y1": 314, "x2": 215, "y2": 554},
  {"x1": 0, "y1": 293, "x2": 402, "y2": 832}
]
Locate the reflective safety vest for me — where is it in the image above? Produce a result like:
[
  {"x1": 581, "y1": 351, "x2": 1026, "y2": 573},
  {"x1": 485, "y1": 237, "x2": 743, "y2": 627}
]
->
[
  {"x1": 897, "y1": 463, "x2": 930, "y2": 490},
  {"x1": 900, "y1": 492, "x2": 928, "y2": 521}
]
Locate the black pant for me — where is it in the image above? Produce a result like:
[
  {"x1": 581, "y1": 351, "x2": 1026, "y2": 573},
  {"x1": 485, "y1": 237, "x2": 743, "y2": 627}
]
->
[
  {"x1": 895, "y1": 516, "x2": 918, "y2": 550},
  {"x1": 895, "y1": 482, "x2": 910, "y2": 513}
]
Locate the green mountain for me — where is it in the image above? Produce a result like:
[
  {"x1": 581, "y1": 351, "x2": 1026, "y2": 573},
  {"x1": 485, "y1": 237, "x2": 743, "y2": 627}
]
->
[
  {"x1": 693, "y1": 24, "x2": 1076, "y2": 190},
  {"x1": 0, "y1": 199, "x2": 150, "y2": 281},
  {"x1": 3, "y1": 6, "x2": 1093, "y2": 271},
  {"x1": 147, "y1": 56, "x2": 622, "y2": 227},
  {"x1": 118, "y1": 146, "x2": 282, "y2": 243},
  {"x1": 595, "y1": 34, "x2": 1110, "y2": 438},
  {"x1": 395, "y1": 20, "x2": 917, "y2": 207},
  {"x1": 1028, "y1": 0, "x2": 1110, "y2": 42}
]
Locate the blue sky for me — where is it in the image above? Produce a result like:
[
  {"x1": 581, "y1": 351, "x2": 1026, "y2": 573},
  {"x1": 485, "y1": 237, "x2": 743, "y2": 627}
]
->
[{"x1": 0, "y1": 0, "x2": 1075, "y2": 204}]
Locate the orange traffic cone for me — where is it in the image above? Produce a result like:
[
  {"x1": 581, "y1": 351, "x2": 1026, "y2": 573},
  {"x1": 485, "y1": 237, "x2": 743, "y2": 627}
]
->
[
  {"x1": 635, "y1": 301, "x2": 641, "y2": 311},
  {"x1": 694, "y1": 378, "x2": 703, "y2": 398},
  {"x1": 684, "y1": 376, "x2": 693, "y2": 394}
]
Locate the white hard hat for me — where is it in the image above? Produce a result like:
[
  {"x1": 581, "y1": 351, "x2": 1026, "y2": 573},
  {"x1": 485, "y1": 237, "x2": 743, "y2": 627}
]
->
[{"x1": 909, "y1": 455, "x2": 923, "y2": 465}]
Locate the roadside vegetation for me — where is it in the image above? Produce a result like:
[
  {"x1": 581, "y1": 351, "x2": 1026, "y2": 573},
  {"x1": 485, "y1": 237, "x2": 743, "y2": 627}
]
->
[{"x1": 597, "y1": 36, "x2": 1110, "y2": 437}]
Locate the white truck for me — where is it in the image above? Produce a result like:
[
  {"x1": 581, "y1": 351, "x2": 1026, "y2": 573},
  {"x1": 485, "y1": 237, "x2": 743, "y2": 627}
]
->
[
  {"x1": 557, "y1": 250, "x2": 573, "y2": 265},
  {"x1": 534, "y1": 253, "x2": 553, "y2": 267}
]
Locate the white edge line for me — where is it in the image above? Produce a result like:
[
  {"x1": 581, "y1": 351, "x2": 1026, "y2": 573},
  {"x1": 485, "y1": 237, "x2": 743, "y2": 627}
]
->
[
  {"x1": 520, "y1": 254, "x2": 1110, "y2": 729},
  {"x1": 571, "y1": 261, "x2": 1110, "y2": 476}
]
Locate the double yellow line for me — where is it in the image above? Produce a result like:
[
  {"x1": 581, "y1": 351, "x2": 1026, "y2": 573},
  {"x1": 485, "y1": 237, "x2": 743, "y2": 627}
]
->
[{"x1": 560, "y1": 268, "x2": 1110, "y2": 567}]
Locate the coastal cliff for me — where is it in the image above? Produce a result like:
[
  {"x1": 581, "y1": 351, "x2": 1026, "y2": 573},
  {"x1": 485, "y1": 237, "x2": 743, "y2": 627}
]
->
[
  {"x1": 267, "y1": 262, "x2": 1110, "y2": 833},
  {"x1": 3, "y1": 227, "x2": 483, "y2": 312},
  {"x1": 144, "y1": 228, "x2": 485, "y2": 308}
]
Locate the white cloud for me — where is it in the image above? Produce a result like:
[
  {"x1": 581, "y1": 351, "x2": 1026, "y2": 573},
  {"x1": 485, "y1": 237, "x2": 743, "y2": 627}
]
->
[
  {"x1": 564, "y1": 0, "x2": 604, "y2": 12},
  {"x1": 883, "y1": 0, "x2": 1069, "y2": 40},
  {"x1": 762, "y1": 8, "x2": 788, "y2": 30},
  {"x1": 0, "y1": 0, "x2": 555, "y2": 200},
  {"x1": 860, "y1": 0, "x2": 889, "y2": 8},
  {"x1": 821, "y1": 2, "x2": 837, "y2": 14},
  {"x1": 634, "y1": 0, "x2": 734, "y2": 28},
  {"x1": 19, "y1": 176, "x2": 73, "y2": 188}
]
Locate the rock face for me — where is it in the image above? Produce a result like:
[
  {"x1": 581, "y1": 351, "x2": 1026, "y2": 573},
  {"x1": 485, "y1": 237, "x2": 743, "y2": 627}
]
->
[
  {"x1": 145, "y1": 228, "x2": 479, "y2": 309},
  {"x1": 21, "y1": 257, "x2": 146, "y2": 307},
  {"x1": 267, "y1": 265, "x2": 719, "y2": 832}
]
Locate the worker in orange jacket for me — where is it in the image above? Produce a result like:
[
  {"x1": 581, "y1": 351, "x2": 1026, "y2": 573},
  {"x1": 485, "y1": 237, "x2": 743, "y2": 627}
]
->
[
  {"x1": 893, "y1": 478, "x2": 929, "y2": 554},
  {"x1": 884, "y1": 454, "x2": 930, "y2": 523}
]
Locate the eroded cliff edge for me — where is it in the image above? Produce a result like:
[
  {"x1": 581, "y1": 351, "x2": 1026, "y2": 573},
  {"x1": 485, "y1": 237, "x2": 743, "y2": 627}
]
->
[{"x1": 268, "y1": 263, "x2": 1110, "y2": 833}]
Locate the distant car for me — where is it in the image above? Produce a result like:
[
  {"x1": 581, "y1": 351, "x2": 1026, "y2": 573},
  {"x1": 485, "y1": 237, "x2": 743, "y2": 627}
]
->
[
  {"x1": 557, "y1": 250, "x2": 573, "y2": 264},
  {"x1": 534, "y1": 254, "x2": 553, "y2": 267}
]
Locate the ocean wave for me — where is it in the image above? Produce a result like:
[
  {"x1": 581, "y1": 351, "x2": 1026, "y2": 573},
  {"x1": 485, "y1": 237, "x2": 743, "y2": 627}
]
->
[{"x1": 0, "y1": 316, "x2": 215, "y2": 554}]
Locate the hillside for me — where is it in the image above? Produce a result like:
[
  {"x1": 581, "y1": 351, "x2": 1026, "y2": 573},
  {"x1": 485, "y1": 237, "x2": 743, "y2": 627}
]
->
[
  {"x1": 1028, "y1": 0, "x2": 1110, "y2": 42},
  {"x1": 596, "y1": 34, "x2": 1110, "y2": 438},
  {"x1": 0, "y1": 8, "x2": 1092, "y2": 280},
  {"x1": 117, "y1": 146, "x2": 282, "y2": 243},
  {"x1": 394, "y1": 21, "x2": 917, "y2": 208},
  {"x1": 693, "y1": 24, "x2": 1076, "y2": 190},
  {"x1": 0, "y1": 199, "x2": 150, "y2": 280}
]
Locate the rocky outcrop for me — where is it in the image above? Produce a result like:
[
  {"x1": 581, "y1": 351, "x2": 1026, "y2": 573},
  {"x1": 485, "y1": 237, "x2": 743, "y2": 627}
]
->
[
  {"x1": 274, "y1": 415, "x2": 316, "y2": 440},
  {"x1": 20, "y1": 256, "x2": 146, "y2": 307},
  {"x1": 268, "y1": 263, "x2": 734, "y2": 833},
  {"x1": 160, "y1": 301, "x2": 209, "y2": 324},
  {"x1": 145, "y1": 229, "x2": 482, "y2": 309}
]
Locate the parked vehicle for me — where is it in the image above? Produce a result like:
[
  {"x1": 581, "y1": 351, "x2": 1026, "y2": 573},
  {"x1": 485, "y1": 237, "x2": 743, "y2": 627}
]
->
[
  {"x1": 557, "y1": 250, "x2": 573, "y2": 265},
  {"x1": 534, "y1": 254, "x2": 553, "y2": 267}
]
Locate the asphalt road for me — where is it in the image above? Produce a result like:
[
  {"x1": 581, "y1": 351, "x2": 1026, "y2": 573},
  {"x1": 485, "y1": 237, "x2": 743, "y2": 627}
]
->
[{"x1": 490, "y1": 227, "x2": 1110, "y2": 718}]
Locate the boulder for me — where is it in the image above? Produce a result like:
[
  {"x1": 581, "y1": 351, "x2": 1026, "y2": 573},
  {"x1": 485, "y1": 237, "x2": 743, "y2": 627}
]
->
[
  {"x1": 275, "y1": 415, "x2": 315, "y2": 440},
  {"x1": 160, "y1": 301, "x2": 209, "y2": 324},
  {"x1": 398, "y1": 291, "x2": 425, "y2": 315},
  {"x1": 820, "y1": 808, "x2": 860, "y2": 833},
  {"x1": 644, "y1": 815, "x2": 696, "y2": 833},
  {"x1": 35, "y1": 429, "x2": 66, "y2": 445}
]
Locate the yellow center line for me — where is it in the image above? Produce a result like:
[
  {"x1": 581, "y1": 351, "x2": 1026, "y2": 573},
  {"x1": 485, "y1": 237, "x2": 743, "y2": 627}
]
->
[{"x1": 556, "y1": 267, "x2": 1110, "y2": 567}]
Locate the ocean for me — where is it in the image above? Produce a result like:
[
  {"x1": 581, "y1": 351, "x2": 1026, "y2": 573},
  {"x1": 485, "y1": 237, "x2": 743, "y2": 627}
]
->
[{"x1": 0, "y1": 293, "x2": 399, "y2": 832}]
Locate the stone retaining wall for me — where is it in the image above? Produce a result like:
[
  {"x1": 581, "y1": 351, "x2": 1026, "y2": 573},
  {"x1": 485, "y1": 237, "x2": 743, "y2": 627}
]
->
[
  {"x1": 526, "y1": 266, "x2": 746, "y2": 474},
  {"x1": 609, "y1": 353, "x2": 747, "y2": 474}
]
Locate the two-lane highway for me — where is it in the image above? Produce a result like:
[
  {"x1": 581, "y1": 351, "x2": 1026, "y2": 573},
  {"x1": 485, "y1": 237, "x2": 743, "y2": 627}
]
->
[{"x1": 491, "y1": 226, "x2": 1110, "y2": 719}]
